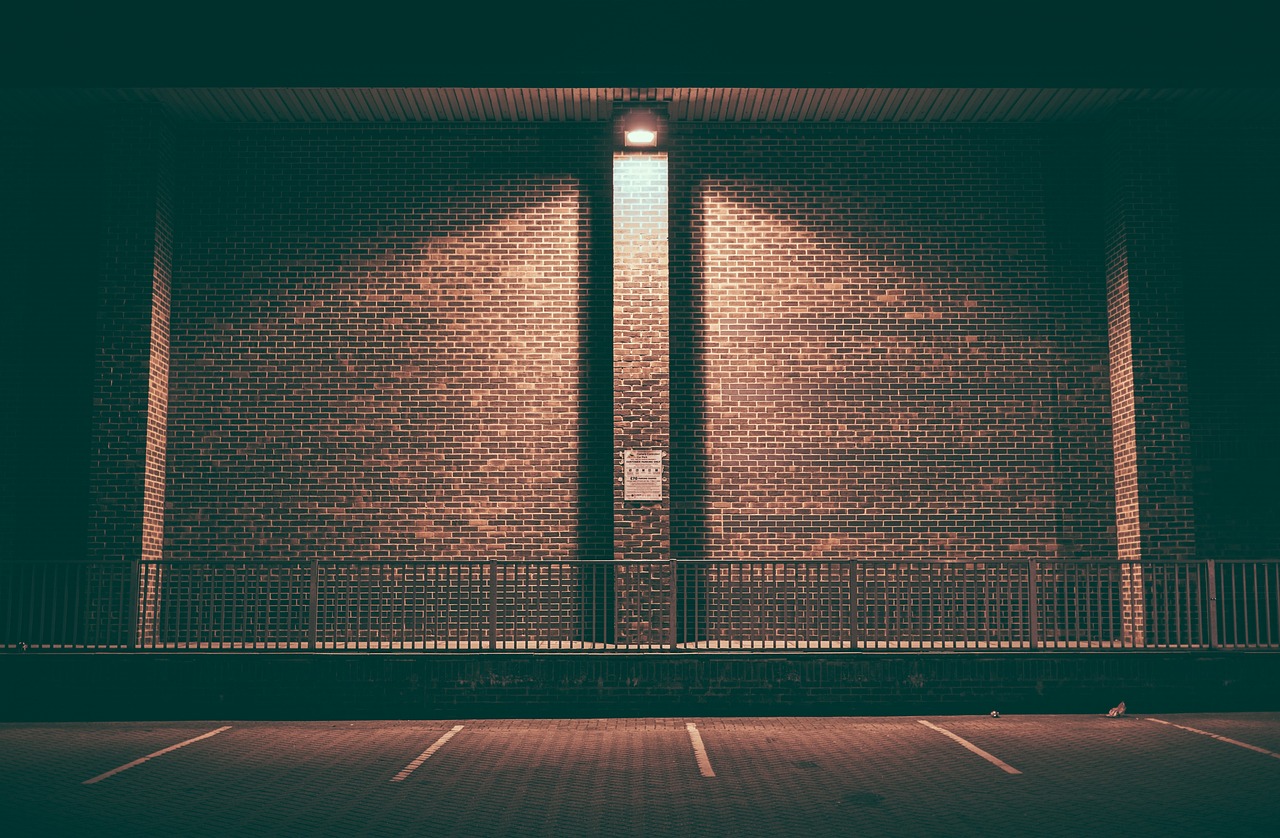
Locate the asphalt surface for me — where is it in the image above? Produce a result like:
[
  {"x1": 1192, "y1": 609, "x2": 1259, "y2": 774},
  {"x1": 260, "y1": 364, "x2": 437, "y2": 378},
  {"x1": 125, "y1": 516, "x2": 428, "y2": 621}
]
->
[{"x1": 2, "y1": 713, "x2": 1278, "y2": 836}]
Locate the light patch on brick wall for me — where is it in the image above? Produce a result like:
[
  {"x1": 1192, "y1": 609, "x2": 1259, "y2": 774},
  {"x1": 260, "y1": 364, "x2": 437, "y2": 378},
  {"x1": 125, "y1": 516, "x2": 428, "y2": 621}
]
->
[{"x1": 168, "y1": 130, "x2": 590, "y2": 564}]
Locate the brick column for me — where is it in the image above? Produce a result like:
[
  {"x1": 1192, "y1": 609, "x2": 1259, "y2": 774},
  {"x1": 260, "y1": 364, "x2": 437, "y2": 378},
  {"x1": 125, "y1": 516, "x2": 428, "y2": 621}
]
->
[
  {"x1": 88, "y1": 109, "x2": 174, "y2": 643},
  {"x1": 1104, "y1": 105, "x2": 1196, "y2": 643},
  {"x1": 612, "y1": 123, "x2": 670, "y2": 645}
]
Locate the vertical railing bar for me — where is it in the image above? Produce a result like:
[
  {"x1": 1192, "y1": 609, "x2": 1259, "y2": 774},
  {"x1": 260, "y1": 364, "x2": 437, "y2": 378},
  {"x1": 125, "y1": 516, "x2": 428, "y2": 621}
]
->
[
  {"x1": 1164, "y1": 563, "x2": 1173, "y2": 647},
  {"x1": 848, "y1": 561, "x2": 855, "y2": 651},
  {"x1": 1115, "y1": 562, "x2": 1123, "y2": 649},
  {"x1": 748, "y1": 561, "x2": 754, "y2": 651},
  {"x1": 1222, "y1": 562, "x2": 1232, "y2": 648},
  {"x1": 768, "y1": 562, "x2": 778, "y2": 655},
  {"x1": 37, "y1": 564, "x2": 48, "y2": 648},
  {"x1": 668, "y1": 558, "x2": 678, "y2": 651},
  {"x1": 355, "y1": 566, "x2": 364, "y2": 652},
  {"x1": 1264, "y1": 562, "x2": 1274, "y2": 649},
  {"x1": 73, "y1": 563, "x2": 84, "y2": 647},
  {"x1": 819, "y1": 562, "x2": 826, "y2": 650},
  {"x1": 1184, "y1": 561, "x2": 1193, "y2": 648},
  {"x1": 1155, "y1": 564, "x2": 1165, "y2": 647},
  {"x1": 1220, "y1": 563, "x2": 1230, "y2": 648},
  {"x1": 308, "y1": 557, "x2": 319, "y2": 651},
  {"x1": 215, "y1": 568, "x2": 222, "y2": 652},
  {"x1": 1252, "y1": 563, "x2": 1261, "y2": 648},
  {"x1": 764, "y1": 561, "x2": 771, "y2": 650},
  {"x1": 791, "y1": 562, "x2": 797, "y2": 649},
  {"x1": 1265, "y1": 563, "x2": 1275, "y2": 647},
  {"x1": 57, "y1": 564, "x2": 69, "y2": 649},
  {"x1": 171, "y1": 564, "x2": 180, "y2": 650},
  {"x1": 488, "y1": 559, "x2": 497, "y2": 651},
  {"x1": 1188, "y1": 563, "x2": 1197, "y2": 647},
  {"x1": 985, "y1": 564, "x2": 992, "y2": 650},
  {"x1": 815, "y1": 562, "x2": 822, "y2": 650},
  {"x1": 1238, "y1": 563, "x2": 1247, "y2": 648},
  {"x1": 236, "y1": 563, "x2": 245, "y2": 651},
  {"x1": 46, "y1": 562, "x2": 56, "y2": 648},
  {"x1": 1259, "y1": 562, "x2": 1267, "y2": 647},
  {"x1": 1206, "y1": 559, "x2": 1218, "y2": 650},
  {"x1": 29, "y1": 564, "x2": 40, "y2": 648},
  {"x1": 757, "y1": 568, "x2": 768, "y2": 652},
  {"x1": 49, "y1": 563, "x2": 61, "y2": 649},
  {"x1": 1154, "y1": 564, "x2": 1163, "y2": 648},
  {"x1": 42, "y1": 563, "x2": 53, "y2": 648},
  {"x1": 1028, "y1": 560, "x2": 1040, "y2": 650},
  {"x1": 127, "y1": 559, "x2": 140, "y2": 650},
  {"x1": 1088, "y1": 563, "x2": 1097, "y2": 648},
  {"x1": 1183, "y1": 564, "x2": 1192, "y2": 647},
  {"x1": 1233, "y1": 562, "x2": 1244, "y2": 649},
  {"x1": 189, "y1": 565, "x2": 198, "y2": 650},
  {"x1": 1231, "y1": 564, "x2": 1241, "y2": 648},
  {"x1": 1077, "y1": 563, "x2": 1086, "y2": 649}
]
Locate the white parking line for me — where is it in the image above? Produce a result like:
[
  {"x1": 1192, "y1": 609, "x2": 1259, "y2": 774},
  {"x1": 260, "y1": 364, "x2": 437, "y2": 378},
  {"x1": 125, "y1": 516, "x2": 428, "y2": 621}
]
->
[
  {"x1": 917, "y1": 720, "x2": 1022, "y2": 775},
  {"x1": 685, "y1": 722, "x2": 716, "y2": 777},
  {"x1": 391, "y1": 725, "x2": 465, "y2": 782},
  {"x1": 82, "y1": 726, "x2": 232, "y2": 785},
  {"x1": 1146, "y1": 718, "x2": 1280, "y2": 760}
]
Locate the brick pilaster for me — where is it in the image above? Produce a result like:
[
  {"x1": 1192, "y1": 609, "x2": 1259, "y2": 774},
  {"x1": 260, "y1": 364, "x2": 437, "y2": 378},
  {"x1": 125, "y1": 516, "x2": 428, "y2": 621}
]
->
[
  {"x1": 613, "y1": 140, "x2": 670, "y2": 644},
  {"x1": 1104, "y1": 105, "x2": 1196, "y2": 565},
  {"x1": 88, "y1": 109, "x2": 174, "y2": 568}
]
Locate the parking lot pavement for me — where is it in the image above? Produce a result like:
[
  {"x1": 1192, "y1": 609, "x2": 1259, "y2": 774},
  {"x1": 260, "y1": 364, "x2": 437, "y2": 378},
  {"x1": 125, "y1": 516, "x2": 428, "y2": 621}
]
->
[{"x1": 2, "y1": 714, "x2": 1278, "y2": 837}]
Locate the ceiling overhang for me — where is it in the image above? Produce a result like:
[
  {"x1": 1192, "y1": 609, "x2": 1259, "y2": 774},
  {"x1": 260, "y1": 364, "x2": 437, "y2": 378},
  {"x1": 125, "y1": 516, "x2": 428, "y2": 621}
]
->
[{"x1": 3, "y1": 88, "x2": 1278, "y2": 125}]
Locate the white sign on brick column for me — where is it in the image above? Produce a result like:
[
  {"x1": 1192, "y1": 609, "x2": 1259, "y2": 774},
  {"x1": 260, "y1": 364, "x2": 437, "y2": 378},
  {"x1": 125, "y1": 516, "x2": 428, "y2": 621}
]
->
[{"x1": 624, "y1": 449, "x2": 664, "y2": 501}]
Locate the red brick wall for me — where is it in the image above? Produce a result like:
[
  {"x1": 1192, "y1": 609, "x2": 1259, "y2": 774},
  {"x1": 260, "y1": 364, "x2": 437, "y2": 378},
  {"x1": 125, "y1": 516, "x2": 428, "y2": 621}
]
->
[
  {"x1": 1104, "y1": 106, "x2": 1195, "y2": 563},
  {"x1": 670, "y1": 124, "x2": 1117, "y2": 565},
  {"x1": 612, "y1": 150, "x2": 670, "y2": 643},
  {"x1": 166, "y1": 125, "x2": 610, "y2": 564},
  {"x1": 89, "y1": 110, "x2": 175, "y2": 566},
  {"x1": 613, "y1": 152, "x2": 669, "y2": 562}
]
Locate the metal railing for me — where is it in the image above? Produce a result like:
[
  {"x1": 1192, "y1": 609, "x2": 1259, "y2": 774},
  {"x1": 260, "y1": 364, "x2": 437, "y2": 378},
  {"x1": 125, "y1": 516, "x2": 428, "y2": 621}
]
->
[{"x1": 2, "y1": 559, "x2": 1277, "y2": 652}]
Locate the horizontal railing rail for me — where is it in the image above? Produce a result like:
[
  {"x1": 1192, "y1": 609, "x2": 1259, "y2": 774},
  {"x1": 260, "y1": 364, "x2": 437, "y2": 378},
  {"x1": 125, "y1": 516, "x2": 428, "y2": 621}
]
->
[{"x1": 2, "y1": 559, "x2": 1277, "y2": 652}]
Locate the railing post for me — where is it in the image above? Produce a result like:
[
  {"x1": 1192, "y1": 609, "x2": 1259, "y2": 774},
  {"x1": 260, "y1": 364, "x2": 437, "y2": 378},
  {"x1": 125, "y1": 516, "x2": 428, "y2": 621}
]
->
[
  {"x1": 1027, "y1": 560, "x2": 1040, "y2": 650},
  {"x1": 669, "y1": 558, "x2": 678, "y2": 651},
  {"x1": 308, "y1": 558, "x2": 319, "y2": 651},
  {"x1": 1206, "y1": 559, "x2": 1219, "y2": 650},
  {"x1": 489, "y1": 560, "x2": 498, "y2": 651},
  {"x1": 850, "y1": 560, "x2": 860, "y2": 651},
  {"x1": 127, "y1": 558, "x2": 141, "y2": 650}
]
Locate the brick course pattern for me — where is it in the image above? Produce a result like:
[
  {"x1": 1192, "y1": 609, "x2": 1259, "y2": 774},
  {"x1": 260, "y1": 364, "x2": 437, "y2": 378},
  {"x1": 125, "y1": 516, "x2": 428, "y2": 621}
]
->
[
  {"x1": 89, "y1": 111, "x2": 175, "y2": 567},
  {"x1": 167, "y1": 126, "x2": 609, "y2": 565},
  {"x1": 613, "y1": 152, "x2": 671, "y2": 644},
  {"x1": 10, "y1": 106, "x2": 1275, "y2": 651},
  {"x1": 1104, "y1": 106, "x2": 1196, "y2": 565},
  {"x1": 669, "y1": 124, "x2": 1117, "y2": 566}
]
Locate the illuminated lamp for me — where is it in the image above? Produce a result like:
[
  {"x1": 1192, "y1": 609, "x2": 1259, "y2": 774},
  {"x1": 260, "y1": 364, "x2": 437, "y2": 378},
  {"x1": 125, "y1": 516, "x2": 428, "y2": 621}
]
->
[{"x1": 623, "y1": 111, "x2": 659, "y2": 148}]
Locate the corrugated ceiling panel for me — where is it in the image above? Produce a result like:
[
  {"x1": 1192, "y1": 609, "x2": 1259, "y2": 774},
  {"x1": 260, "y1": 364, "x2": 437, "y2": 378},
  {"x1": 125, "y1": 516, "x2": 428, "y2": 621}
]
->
[{"x1": 2, "y1": 87, "x2": 1275, "y2": 124}]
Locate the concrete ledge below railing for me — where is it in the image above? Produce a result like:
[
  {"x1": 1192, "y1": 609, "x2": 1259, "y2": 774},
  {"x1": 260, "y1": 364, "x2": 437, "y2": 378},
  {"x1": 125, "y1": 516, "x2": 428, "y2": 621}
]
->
[{"x1": 2, "y1": 651, "x2": 1278, "y2": 722}]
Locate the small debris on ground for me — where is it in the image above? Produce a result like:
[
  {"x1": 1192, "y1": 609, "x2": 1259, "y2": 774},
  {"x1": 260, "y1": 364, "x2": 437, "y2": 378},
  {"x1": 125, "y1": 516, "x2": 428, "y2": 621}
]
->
[{"x1": 1107, "y1": 701, "x2": 1127, "y2": 717}]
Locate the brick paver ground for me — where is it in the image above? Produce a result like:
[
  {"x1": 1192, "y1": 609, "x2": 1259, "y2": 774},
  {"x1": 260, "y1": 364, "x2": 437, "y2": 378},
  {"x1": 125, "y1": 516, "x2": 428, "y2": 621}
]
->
[{"x1": 2, "y1": 713, "x2": 1278, "y2": 836}]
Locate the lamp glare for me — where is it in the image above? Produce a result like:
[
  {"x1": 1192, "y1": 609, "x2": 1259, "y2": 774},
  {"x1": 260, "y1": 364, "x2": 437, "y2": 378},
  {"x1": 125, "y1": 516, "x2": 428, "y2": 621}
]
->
[{"x1": 625, "y1": 128, "x2": 657, "y2": 147}]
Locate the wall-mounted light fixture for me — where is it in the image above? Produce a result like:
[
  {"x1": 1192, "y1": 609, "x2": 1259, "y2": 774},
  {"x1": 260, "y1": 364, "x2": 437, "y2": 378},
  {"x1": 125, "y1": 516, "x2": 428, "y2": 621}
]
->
[{"x1": 622, "y1": 110, "x2": 659, "y2": 149}]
